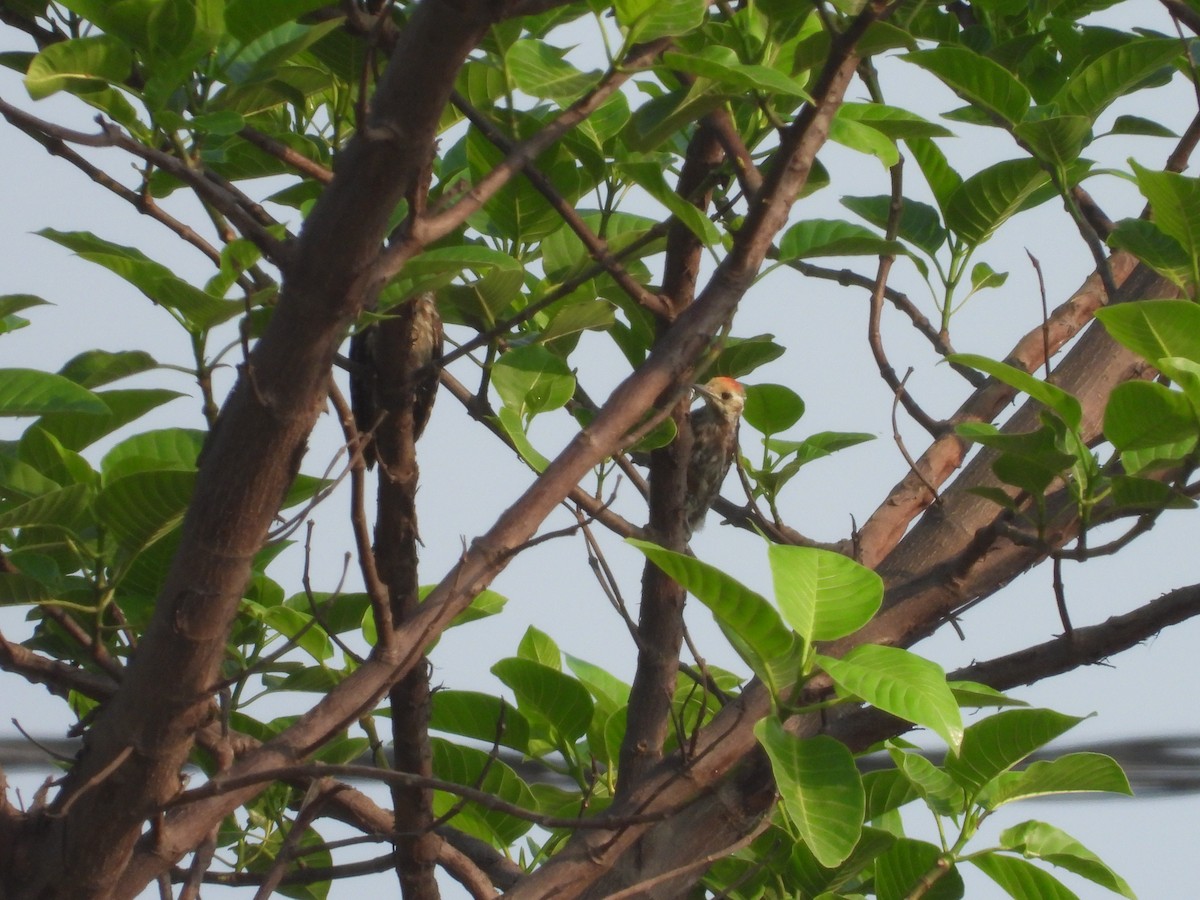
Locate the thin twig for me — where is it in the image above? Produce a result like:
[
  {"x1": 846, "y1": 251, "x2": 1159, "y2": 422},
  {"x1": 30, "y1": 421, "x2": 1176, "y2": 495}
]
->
[
  {"x1": 577, "y1": 514, "x2": 640, "y2": 642},
  {"x1": 891, "y1": 369, "x2": 940, "y2": 505},
  {"x1": 438, "y1": 221, "x2": 669, "y2": 369},
  {"x1": 866, "y1": 157, "x2": 944, "y2": 437},
  {"x1": 178, "y1": 826, "x2": 218, "y2": 900},
  {"x1": 238, "y1": 126, "x2": 334, "y2": 184},
  {"x1": 302, "y1": 524, "x2": 365, "y2": 665},
  {"x1": 602, "y1": 819, "x2": 770, "y2": 900},
  {"x1": 1051, "y1": 554, "x2": 1073, "y2": 636},
  {"x1": 252, "y1": 784, "x2": 344, "y2": 900},
  {"x1": 452, "y1": 90, "x2": 668, "y2": 318},
  {"x1": 439, "y1": 369, "x2": 642, "y2": 538},
  {"x1": 328, "y1": 382, "x2": 395, "y2": 645},
  {"x1": 54, "y1": 745, "x2": 133, "y2": 817},
  {"x1": 0, "y1": 97, "x2": 292, "y2": 265},
  {"x1": 172, "y1": 762, "x2": 677, "y2": 830},
  {"x1": 1027, "y1": 249, "x2": 1052, "y2": 380},
  {"x1": 374, "y1": 38, "x2": 674, "y2": 284},
  {"x1": 790, "y1": 259, "x2": 984, "y2": 384},
  {"x1": 41, "y1": 606, "x2": 123, "y2": 681}
]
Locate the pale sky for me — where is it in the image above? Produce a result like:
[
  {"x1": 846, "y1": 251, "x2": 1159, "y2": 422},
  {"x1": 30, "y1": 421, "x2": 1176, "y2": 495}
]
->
[{"x1": 3, "y1": 4, "x2": 1199, "y2": 897}]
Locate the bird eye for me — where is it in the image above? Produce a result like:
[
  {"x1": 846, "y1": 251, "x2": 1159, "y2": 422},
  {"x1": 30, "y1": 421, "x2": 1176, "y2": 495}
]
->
[{"x1": 722, "y1": 391, "x2": 732, "y2": 399}]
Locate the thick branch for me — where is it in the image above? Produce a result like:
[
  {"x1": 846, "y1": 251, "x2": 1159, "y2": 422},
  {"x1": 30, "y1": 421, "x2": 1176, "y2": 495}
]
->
[
  {"x1": 620, "y1": 123, "x2": 726, "y2": 790},
  {"x1": 12, "y1": 3, "x2": 504, "y2": 896}
]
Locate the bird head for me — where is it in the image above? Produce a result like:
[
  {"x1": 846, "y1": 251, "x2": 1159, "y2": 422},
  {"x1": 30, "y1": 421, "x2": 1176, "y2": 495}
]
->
[{"x1": 693, "y1": 376, "x2": 746, "y2": 422}]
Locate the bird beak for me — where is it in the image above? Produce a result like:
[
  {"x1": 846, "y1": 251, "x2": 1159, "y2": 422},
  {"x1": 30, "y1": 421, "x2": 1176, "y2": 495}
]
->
[{"x1": 691, "y1": 382, "x2": 714, "y2": 401}]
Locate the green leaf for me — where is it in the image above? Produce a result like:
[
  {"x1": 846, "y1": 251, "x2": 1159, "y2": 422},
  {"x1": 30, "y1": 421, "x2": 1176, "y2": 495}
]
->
[
  {"x1": 999, "y1": 820, "x2": 1135, "y2": 898},
  {"x1": 827, "y1": 117, "x2": 900, "y2": 168},
  {"x1": 970, "y1": 851, "x2": 1079, "y2": 900},
  {"x1": 948, "y1": 354, "x2": 1082, "y2": 429},
  {"x1": 944, "y1": 159, "x2": 1051, "y2": 245},
  {"x1": 620, "y1": 159, "x2": 722, "y2": 244},
  {"x1": 1054, "y1": 38, "x2": 1181, "y2": 120},
  {"x1": 769, "y1": 545, "x2": 883, "y2": 643},
  {"x1": 0, "y1": 572, "x2": 58, "y2": 606},
  {"x1": 101, "y1": 428, "x2": 204, "y2": 481},
  {"x1": 1107, "y1": 115, "x2": 1176, "y2": 138},
  {"x1": 96, "y1": 469, "x2": 195, "y2": 557},
  {"x1": 1109, "y1": 474, "x2": 1195, "y2": 510},
  {"x1": 430, "y1": 738, "x2": 535, "y2": 846},
  {"x1": 743, "y1": 383, "x2": 805, "y2": 434},
  {"x1": 0, "y1": 294, "x2": 49, "y2": 336},
  {"x1": 841, "y1": 195, "x2": 947, "y2": 257},
  {"x1": 1104, "y1": 380, "x2": 1196, "y2": 451},
  {"x1": 875, "y1": 838, "x2": 964, "y2": 900},
  {"x1": 244, "y1": 602, "x2": 332, "y2": 663},
  {"x1": 58, "y1": 350, "x2": 158, "y2": 388},
  {"x1": 445, "y1": 587, "x2": 509, "y2": 629},
  {"x1": 25, "y1": 35, "x2": 132, "y2": 99},
  {"x1": 35, "y1": 389, "x2": 184, "y2": 453},
  {"x1": 564, "y1": 654, "x2": 631, "y2": 713},
  {"x1": 392, "y1": 245, "x2": 524, "y2": 324},
  {"x1": 662, "y1": 47, "x2": 810, "y2": 97},
  {"x1": 820, "y1": 646, "x2": 962, "y2": 752},
  {"x1": 838, "y1": 103, "x2": 953, "y2": 140},
  {"x1": 0, "y1": 370, "x2": 107, "y2": 417},
  {"x1": 286, "y1": 591, "x2": 368, "y2": 635},
  {"x1": 188, "y1": 110, "x2": 246, "y2": 135},
  {"x1": 1129, "y1": 161, "x2": 1200, "y2": 273},
  {"x1": 629, "y1": 538, "x2": 798, "y2": 695},
  {"x1": 863, "y1": 769, "x2": 919, "y2": 820},
  {"x1": 492, "y1": 345, "x2": 575, "y2": 419},
  {"x1": 18, "y1": 426, "x2": 94, "y2": 487},
  {"x1": 945, "y1": 708, "x2": 1084, "y2": 794},
  {"x1": 430, "y1": 690, "x2": 531, "y2": 753},
  {"x1": 536, "y1": 300, "x2": 615, "y2": 346},
  {"x1": 948, "y1": 681, "x2": 1028, "y2": 709},
  {"x1": 779, "y1": 824, "x2": 896, "y2": 899},
  {"x1": 219, "y1": 19, "x2": 343, "y2": 86},
  {"x1": 755, "y1": 720, "x2": 864, "y2": 868},
  {"x1": 957, "y1": 421, "x2": 1077, "y2": 496},
  {"x1": 225, "y1": 0, "x2": 329, "y2": 44},
  {"x1": 491, "y1": 657, "x2": 594, "y2": 743},
  {"x1": 1014, "y1": 116, "x2": 1092, "y2": 168},
  {"x1": 0, "y1": 454, "x2": 61, "y2": 503},
  {"x1": 496, "y1": 406, "x2": 550, "y2": 473},
  {"x1": 615, "y1": 0, "x2": 705, "y2": 41},
  {"x1": 780, "y1": 219, "x2": 904, "y2": 260},
  {"x1": 904, "y1": 47, "x2": 1031, "y2": 124},
  {"x1": 0, "y1": 483, "x2": 90, "y2": 531},
  {"x1": 506, "y1": 40, "x2": 597, "y2": 101},
  {"x1": 888, "y1": 748, "x2": 964, "y2": 817},
  {"x1": 969, "y1": 262, "x2": 1009, "y2": 293},
  {"x1": 1095, "y1": 299, "x2": 1200, "y2": 364},
  {"x1": 517, "y1": 625, "x2": 561, "y2": 669},
  {"x1": 38, "y1": 230, "x2": 242, "y2": 330},
  {"x1": 707, "y1": 335, "x2": 786, "y2": 379},
  {"x1": 1107, "y1": 219, "x2": 1193, "y2": 288},
  {"x1": 622, "y1": 83, "x2": 726, "y2": 153},
  {"x1": 766, "y1": 431, "x2": 875, "y2": 469},
  {"x1": 984, "y1": 752, "x2": 1132, "y2": 808},
  {"x1": 908, "y1": 138, "x2": 963, "y2": 218}
]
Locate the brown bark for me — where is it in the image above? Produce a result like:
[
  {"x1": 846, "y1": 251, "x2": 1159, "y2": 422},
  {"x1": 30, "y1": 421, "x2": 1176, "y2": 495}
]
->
[
  {"x1": 620, "y1": 124, "x2": 726, "y2": 789},
  {"x1": 7, "y1": 2, "x2": 501, "y2": 895},
  {"x1": 372, "y1": 301, "x2": 441, "y2": 898}
]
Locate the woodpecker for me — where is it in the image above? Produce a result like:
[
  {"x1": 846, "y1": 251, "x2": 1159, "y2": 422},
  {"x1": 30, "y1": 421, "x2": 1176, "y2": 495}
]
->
[
  {"x1": 349, "y1": 292, "x2": 443, "y2": 468},
  {"x1": 684, "y1": 376, "x2": 746, "y2": 533}
]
